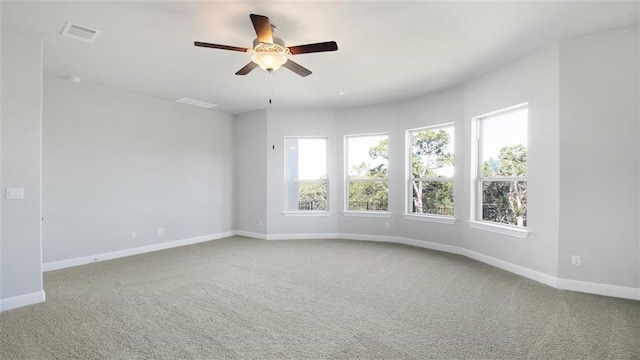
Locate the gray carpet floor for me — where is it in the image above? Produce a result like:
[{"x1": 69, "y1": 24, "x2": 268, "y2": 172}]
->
[{"x1": 1, "y1": 236, "x2": 639, "y2": 359}]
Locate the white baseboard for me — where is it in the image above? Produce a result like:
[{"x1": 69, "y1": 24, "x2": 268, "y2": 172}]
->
[
  {"x1": 462, "y1": 249, "x2": 559, "y2": 288},
  {"x1": 557, "y1": 278, "x2": 640, "y2": 300},
  {"x1": 267, "y1": 233, "x2": 338, "y2": 240},
  {"x1": 337, "y1": 233, "x2": 556, "y2": 289},
  {"x1": 395, "y1": 236, "x2": 464, "y2": 256},
  {"x1": 247, "y1": 231, "x2": 462, "y2": 256},
  {"x1": 0, "y1": 290, "x2": 46, "y2": 312},
  {"x1": 337, "y1": 233, "x2": 463, "y2": 256},
  {"x1": 336, "y1": 232, "x2": 397, "y2": 243},
  {"x1": 234, "y1": 230, "x2": 267, "y2": 240},
  {"x1": 43, "y1": 232, "x2": 235, "y2": 272}
]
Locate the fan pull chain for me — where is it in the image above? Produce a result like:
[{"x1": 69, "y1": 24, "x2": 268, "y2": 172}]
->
[{"x1": 268, "y1": 72, "x2": 273, "y2": 105}]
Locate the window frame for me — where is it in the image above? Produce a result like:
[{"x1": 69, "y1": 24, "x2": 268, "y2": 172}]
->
[
  {"x1": 405, "y1": 123, "x2": 455, "y2": 222},
  {"x1": 283, "y1": 136, "x2": 329, "y2": 214},
  {"x1": 470, "y1": 103, "x2": 528, "y2": 237},
  {"x1": 344, "y1": 133, "x2": 390, "y2": 214}
]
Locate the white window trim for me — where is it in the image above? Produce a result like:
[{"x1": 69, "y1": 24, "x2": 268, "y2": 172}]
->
[
  {"x1": 344, "y1": 133, "x2": 390, "y2": 213},
  {"x1": 346, "y1": 178, "x2": 389, "y2": 183},
  {"x1": 406, "y1": 123, "x2": 455, "y2": 218},
  {"x1": 471, "y1": 103, "x2": 529, "y2": 233},
  {"x1": 284, "y1": 136, "x2": 329, "y2": 212},
  {"x1": 342, "y1": 211, "x2": 392, "y2": 218},
  {"x1": 403, "y1": 213, "x2": 456, "y2": 225},
  {"x1": 282, "y1": 211, "x2": 331, "y2": 217},
  {"x1": 467, "y1": 220, "x2": 528, "y2": 239}
]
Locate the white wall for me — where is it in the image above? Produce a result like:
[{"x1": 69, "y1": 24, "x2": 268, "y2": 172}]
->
[
  {"x1": 0, "y1": 24, "x2": 44, "y2": 308},
  {"x1": 0, "y1": 0, "x2": 4, "y2": 305},
  {"x1": 558, "y1": 26, "x2": 639, "y2": 289},
  {"x1": 265, "y1": 109, "x2": 338, "y2": 236},
  {"x1": 234, "y1": 110, "x2": 267, "y2": 236},
  {"x1": 43, "y1": 76, "x2": 234, "y2": 263},
  {"x1": 462, "y1": 45, "x2": 561, "y2": 278},
  {"x1": 239, "y1": 91, "x2": 468, "y2": 245}
]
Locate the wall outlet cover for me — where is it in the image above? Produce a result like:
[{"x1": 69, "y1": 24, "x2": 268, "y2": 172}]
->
[
  {"x1": 571, "y1": 255, "x2": 581, "y2": 266},
  {"x1": 6, "y1": 188, "x2": 25, "y2": 199}
]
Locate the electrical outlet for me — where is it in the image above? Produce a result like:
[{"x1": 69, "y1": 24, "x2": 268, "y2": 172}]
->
[
  {"x1": 6, "y1": 188, "x2": 24, "y2": 199},
  {"x1": 385, "y1": 222, "x2": 390, "y2": 228},
  {"x1": 571, "y1": 255, "x2": 581, "y2": 266},
  {"x1": 130, "y1": 232, "x2": 137, "y2": 239},
  {"x1": 259, "y1": 220, "x2": 264, "y2": 226},
  {"x1": 158, "y1": 228, "x2": 164, "y2": 236}
]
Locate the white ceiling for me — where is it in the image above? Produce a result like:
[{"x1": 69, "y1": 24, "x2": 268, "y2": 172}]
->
[{"x1": 5, "y1": 1, "x2": 639, "y2": 114}]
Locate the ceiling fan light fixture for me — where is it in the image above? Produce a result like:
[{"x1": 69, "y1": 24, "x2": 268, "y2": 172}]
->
[{"x1": 251, "y1": 52, "x2": 288, "y2": 72}]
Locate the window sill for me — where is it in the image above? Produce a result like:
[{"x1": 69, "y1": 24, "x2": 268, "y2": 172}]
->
[
  {"x1": 342, "y1": 211, "x2": 392, "y2": 219},
  {"x1": 467, "y1": 220, "x2": 528, "y2": 239},
  {"x1": 282, "y1": 211, "x2": 331, "y2": 217},
  {"x1": 403, "y1": 213, "x2": 456, "y2": 225}
]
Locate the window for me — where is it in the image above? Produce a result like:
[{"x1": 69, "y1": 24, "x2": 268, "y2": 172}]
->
[
  {"x1": 474, "y1": 105, "x2": 527, "y2": 227},
  {"x1": 345, "y1": 134, "x2": 389, "y2": 211},
  {"x1": 408, "y1": 124, "x2": 455, "y2": 217},
  {"x1": 285, "y1": 137, "x2": 328, "y2": 211}
]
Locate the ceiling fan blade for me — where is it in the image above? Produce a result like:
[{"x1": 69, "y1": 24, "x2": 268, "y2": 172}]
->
[
  {"x1": 250, "y1": 14, "x2": 273, "y2": 44},
  {"x1": 235, "y1": 62, "x2": 259, "y2": 76},
  {"x1": 282, "y1": 59, "x2": 312, "y2": 77},
  {"x1": 288, "y1": 41, "x2": 338, "y2": 55},
  {"x1": 194, "y1": 42, "x2": 249, "y2": 52}
]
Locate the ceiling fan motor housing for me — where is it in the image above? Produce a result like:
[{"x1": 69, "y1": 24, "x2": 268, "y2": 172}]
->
[
  {"x1": 251, "y1": 37, "x2": 290, "y2": 72},
  {"x1": 252, "y1": 37, "x2": 286, "y2": 48}
]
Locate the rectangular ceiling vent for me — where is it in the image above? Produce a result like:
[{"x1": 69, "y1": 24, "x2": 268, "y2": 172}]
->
[
  {"x1": 61, "y1": 22, "x2": 101, "y2": 43},
  {"x1": 176, "y1": 97, "x2": 217, "y2": 109}
]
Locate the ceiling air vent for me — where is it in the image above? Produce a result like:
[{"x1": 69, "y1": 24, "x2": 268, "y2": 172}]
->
[
  {"x1": 176, "y1": 97, "x2": 217, "y2": 109},
  {"x1": 61, "y1": 22, "x2": 101, "y2": 43}
]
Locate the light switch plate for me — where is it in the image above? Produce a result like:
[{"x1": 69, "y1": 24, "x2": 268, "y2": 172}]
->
[{"x1": 6, "y1": 188, "x2": 24, "y2": 199}]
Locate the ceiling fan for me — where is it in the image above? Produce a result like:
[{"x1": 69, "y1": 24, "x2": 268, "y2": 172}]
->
[{"x1": 194, "y1": 14, "x2": 338, "y2": 77}]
